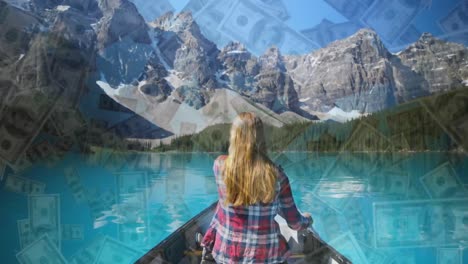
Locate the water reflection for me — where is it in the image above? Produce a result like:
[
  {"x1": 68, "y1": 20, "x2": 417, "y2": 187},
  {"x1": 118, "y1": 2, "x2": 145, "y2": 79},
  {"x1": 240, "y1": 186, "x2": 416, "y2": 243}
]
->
[{"x1": 1, "y1": 151, "x2": 467, "y2": 263}]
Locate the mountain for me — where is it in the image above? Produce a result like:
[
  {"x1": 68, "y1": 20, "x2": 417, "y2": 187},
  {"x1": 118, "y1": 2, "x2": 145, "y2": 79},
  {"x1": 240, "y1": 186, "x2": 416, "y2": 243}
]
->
[
  {"x1": 397, "y1": 32, "x2": 468, "y2": 94},
  {"x1": 1, "y1": 1, "x2": 467, "y2": 141},
  {"x1": 283, "y1": 28, "x2": 429, "y2": 113}
]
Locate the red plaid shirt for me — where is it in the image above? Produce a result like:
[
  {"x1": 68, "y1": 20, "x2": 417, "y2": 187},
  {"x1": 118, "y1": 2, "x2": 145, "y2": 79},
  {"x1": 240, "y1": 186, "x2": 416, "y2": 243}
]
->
[{"x1": 201, "y1": 155, "x2": 311, "y2": 263}]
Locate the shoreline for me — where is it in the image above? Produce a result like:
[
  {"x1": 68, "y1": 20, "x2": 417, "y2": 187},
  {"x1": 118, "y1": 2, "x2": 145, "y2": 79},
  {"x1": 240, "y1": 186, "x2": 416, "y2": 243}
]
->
[{"x1": 87, "y1": 146, "x2": 467, "y2": 155}]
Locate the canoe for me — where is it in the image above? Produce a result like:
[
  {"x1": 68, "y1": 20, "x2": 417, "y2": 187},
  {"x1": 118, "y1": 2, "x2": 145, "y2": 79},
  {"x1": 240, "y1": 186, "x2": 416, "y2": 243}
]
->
[{"x1": 135, "y1": 202, "x2": 352, "y2": 264}]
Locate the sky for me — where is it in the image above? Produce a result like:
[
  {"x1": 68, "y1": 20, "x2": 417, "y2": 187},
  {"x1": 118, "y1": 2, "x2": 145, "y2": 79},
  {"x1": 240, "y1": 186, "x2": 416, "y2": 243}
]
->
[
  {"x1": 171, "y1": 0, "x2": 460, "y2": 33},
  {"x1": 167, "y1": 0, "x2": 465, "y2": 54}
]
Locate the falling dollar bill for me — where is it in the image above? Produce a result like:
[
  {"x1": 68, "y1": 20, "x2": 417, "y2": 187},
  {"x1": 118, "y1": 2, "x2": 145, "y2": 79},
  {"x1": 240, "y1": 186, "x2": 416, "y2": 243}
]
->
[
  {"x1": 343, "y1": 199, "x2": 373, "y2": 246},
  {"x1": 64, "y1": 167, "x2": 87, "y2": 204},
  {"x1": 0, "y1": 90, "x2": 62, "y2": 166},
  {"x1": 368, "y1": 168, "x2": 409, "y2": 198},
  {"x1": 187, "y1": 0, "x2": 237, "y2": 49},
  {"x1": 69, "y1": 234, "x2": 105, "y2": 264},
  {"x1": 28, "y1": 194, "x2": 61, "y2": 249},
  {"x1": 360, "y1": 0, "x2": 423, "y2": 43},
  {"x1": 217, "y1": 0, "x2": 318, "y2": 55},
  {"x1": 373, "y1": 198, "x2": 468, "y2": 248},
  {"x1": 324, "y1": 0, "x2": 370, "y2": 21},
  {"x1": 420, "y1": 162, "x2": 466, "y2": 199},
  {"x1": 249, "y1": 0, "x2": 290, "y2": 21},
  {"x1": 0, "y1": 79, "x2": 16, "y2": 114},
  {"x1": 129, "y1": 0, "x2": 174, "y2": 22},
  {"x1": 328, "y1": 231, "x2": 370, "y2": 264},
  {"x1": 94, "y1": 236, "x2": 144, "y2": 264},
  {"x1": 86, "y1": 189, "x2": 116, "y2": 220},
  {"x1": 61, "y1": 224, "x2": 84, "y2": 241},
  {"x1": 17, "y1": 219, "x2": 36, "y2": 250},
  {"x1": 115, "y1": 171, "x2": 149, "y2": 248},
  {"x1": 438, "y1": 3, "x2": 468, "y2": 34},
  {"x1": 16, "y1": 234, "x2": 67, "y2": 264},
  {"x1": 11, "y1": 155, "x2": 33, "y2": 173},
  {"x1": 4, "y1": 174, "x2": 45, "y2": 195}
]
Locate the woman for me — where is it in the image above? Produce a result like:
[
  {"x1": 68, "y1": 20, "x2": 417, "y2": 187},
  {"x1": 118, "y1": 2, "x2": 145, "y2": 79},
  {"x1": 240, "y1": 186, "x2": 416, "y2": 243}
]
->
[{"x1": 201, "y1": 112, "x2": 313, "y2": 263}]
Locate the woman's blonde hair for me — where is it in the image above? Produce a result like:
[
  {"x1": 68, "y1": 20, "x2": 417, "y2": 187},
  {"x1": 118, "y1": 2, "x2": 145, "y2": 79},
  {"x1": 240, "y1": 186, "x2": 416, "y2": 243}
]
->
[{"x1": 222, "y1": 112, "x2": 278, "y2": 206}]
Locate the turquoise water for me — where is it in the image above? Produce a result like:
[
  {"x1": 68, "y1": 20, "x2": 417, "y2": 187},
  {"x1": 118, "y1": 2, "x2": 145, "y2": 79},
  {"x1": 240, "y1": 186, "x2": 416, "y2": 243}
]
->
[{"x1": 1, "y1": 151, "x2": 467, "y2": 263}]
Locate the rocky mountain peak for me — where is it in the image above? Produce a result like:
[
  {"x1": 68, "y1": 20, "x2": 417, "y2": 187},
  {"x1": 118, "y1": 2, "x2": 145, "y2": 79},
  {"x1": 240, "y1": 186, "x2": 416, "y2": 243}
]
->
[
  {"x1": 397, "y1": 32, "x2": 468, "y2": 94},
  {"x1": 328, "y1": 27, "x2": 390, "y2": 60},
  {"x1": 259, "y1": 46, "x2": 285, "y2": 72},
  {"x1": 152, "y1": 11, "x2": 197, "y2": 33},
  {"x1": 96, "y1": 0, "x2": 150, "y2": 50},
  {"x1": 221, "y1": 41, "x2": 248, "y2": 53}
]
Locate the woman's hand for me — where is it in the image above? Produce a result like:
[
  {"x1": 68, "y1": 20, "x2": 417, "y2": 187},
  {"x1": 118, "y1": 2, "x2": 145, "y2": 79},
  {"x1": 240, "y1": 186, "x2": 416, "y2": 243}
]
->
[{"x1": 303, "y1": 212, "x2": 313, "y2": 226}]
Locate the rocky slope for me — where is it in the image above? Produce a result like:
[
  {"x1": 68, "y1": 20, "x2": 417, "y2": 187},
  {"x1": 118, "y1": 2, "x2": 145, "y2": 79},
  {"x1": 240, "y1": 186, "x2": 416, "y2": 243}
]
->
[
  {"x1": 397, "y1": 32, "x2": 468, "y2": 94},
  {"x1": 283, "y1": 29, "x2": 427, "y2": 113}
]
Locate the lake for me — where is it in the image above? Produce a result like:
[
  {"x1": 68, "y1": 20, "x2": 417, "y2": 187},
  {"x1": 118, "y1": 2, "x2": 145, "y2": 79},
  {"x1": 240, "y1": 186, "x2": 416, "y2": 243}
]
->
[{"x1": 1, "y1": 151, "x2": 467, "y2": 263}]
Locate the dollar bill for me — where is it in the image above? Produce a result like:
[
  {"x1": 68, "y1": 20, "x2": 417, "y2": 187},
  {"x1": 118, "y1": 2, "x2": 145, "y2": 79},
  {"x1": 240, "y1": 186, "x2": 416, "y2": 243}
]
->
[
  {"x1": 86, "y1": 189, "x2": 116, "y2": 220},
  {"x1": 129, "y1": 0, "x2": 174, "y2": 22},
  {"x1": 438, "y1": 3, "x2": 468, "y2": 34},
  {"x1": 10, "y1": 155, "x2": 33, "y2": 173},
  {"x1": 188, "y1": 0, "x2": 237, "y2": 49},
  {"x1": 437, "y1": 29, "x2": 468, "y2": 46},
  {"x1": 324, "y1": 0, "x2": 371, "y2": 21},
  {"x1": 64, "y1": 167, "x2": 87, "y2": 204},
  {"x1": 69, "y1": 234, "x2": 105, "y2": 264},
  {"x1": 344, "y1": 199, "x2": 373, "y2": 246},
  {"x1": 373, "y1": 198, "x2": 468, "y2": 248},
  {"x1": 368, "y1": 168, "x2": 409, "y2": 198},
  {"x1": 61, "y1": 224, "x2": 84, "y2": 241},
  {"x1": 183, "y1": 0, "x2": 211, "y2": 14},
  {"x1": 16, "y1": 234, "x2": 67, "y2": 264},
  {"x1": 342, "y1": 121, "x2": 392, "y2": 151},
  {"x1": 437, "y1": 248, "x2": 462, "y2": 264},
  {"x1": 17, "y1": 219, "x2": 36, "y2": 249},
  {"x1": 94, "y1": 236, "x2": 144, "y2": 264},
  {"x1": 451, "y1": 205, "x2": 468, "y2": 241},
  {"x1": 358, "y1": 242, "x2": 389, "y2": 264},
  {"x1": 301, "y1": 20, "x2": 361, "y2": 48},
  {"x1": 420, "y1": 88, "x2": 468, "y2": 151},
  {"x1": 328, "y1": 231, "x2": 370, "y2": 264},
  {"x1": 115, "y1": 171, "x2": 149, "y2": 248},
  {"x1": 420, "y1": 162, "x2": 466, "y2": 199},
  {"x1": 0, "y1": 90, "x2": 61, "y2": 166},
  {"x1": 217, "y1": 0, "x2": 318, "y2": 55},
  {"x1": 249, "y1": 0, "x2": 290, "y2": 21},
  {"x1": 49, "y1": 107, "x2": 87, "y2": 137},
  {"x1": 4, "y1": 174, "x2": 45, "y2": 195},
  {"x1": 0, "y1": 79, "x2": 16, "y2": 114},
  {"x1": 360, "y1": 0, "x2": 423, "y2": 43},
  {"x1": 397, "y1": 24, "x2": 421, "y2": 46},
  {"x1": 115, "y1": 171, "x2": 149, "y2": 196},
  {"x1": 26, "y1": 140, "x2": 60, "y2": 166},
  {"x1": 29, "y1": 194, "x2": 61, "y2": 249}
]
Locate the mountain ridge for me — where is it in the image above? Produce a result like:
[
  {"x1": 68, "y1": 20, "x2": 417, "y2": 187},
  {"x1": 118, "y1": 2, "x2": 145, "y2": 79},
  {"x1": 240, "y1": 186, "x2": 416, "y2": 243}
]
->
[{"x1": 1, "y1": 1, "x2": 467, "y2": 138}]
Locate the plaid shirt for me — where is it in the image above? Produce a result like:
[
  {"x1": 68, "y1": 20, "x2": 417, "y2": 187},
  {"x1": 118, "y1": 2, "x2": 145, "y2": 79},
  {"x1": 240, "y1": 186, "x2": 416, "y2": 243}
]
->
[{"x1": 201, "y1": 155, "x2": 311, "y2": 264}]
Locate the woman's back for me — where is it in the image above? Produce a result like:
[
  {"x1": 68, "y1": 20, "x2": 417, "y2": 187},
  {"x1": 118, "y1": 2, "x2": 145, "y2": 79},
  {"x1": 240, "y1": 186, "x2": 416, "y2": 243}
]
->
[{"x1": 201, "y1": 155, "x2": 311, "y2": 263}]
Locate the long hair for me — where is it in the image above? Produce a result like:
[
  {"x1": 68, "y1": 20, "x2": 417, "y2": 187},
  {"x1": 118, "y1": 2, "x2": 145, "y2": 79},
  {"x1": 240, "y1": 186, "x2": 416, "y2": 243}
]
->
[{"x1": 222, "y1": 112, "x2": 278, "y2": 206}]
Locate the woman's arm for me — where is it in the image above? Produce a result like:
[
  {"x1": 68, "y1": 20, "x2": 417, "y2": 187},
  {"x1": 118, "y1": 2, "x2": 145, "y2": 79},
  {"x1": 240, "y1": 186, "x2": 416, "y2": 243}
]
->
[{"x1": 277, "y1": 166, "x2": 312, "y2": 231}]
